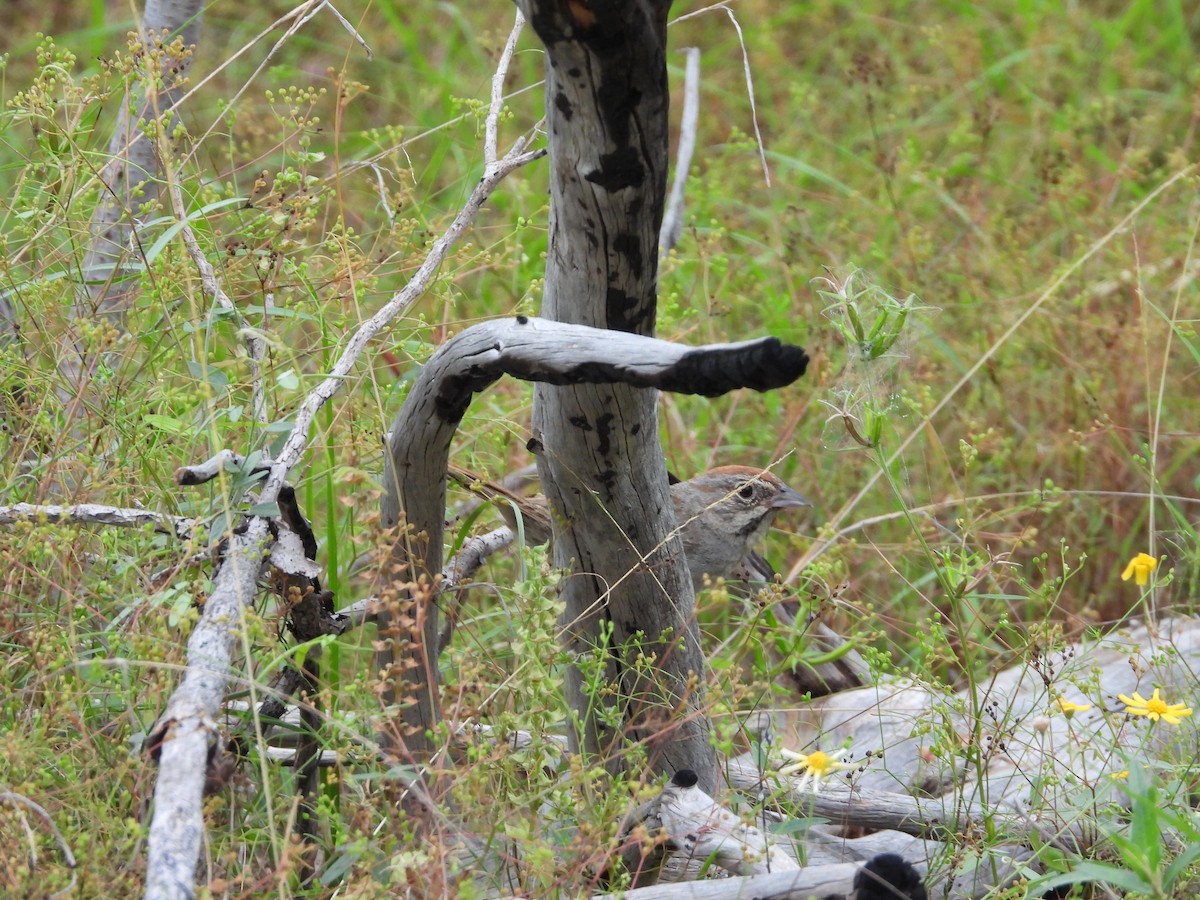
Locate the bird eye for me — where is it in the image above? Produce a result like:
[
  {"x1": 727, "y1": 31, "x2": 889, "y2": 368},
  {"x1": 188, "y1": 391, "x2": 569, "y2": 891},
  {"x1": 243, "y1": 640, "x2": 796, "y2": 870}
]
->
[{"x1": 737, "y1": 484, "x2": 755, "y2": 500}]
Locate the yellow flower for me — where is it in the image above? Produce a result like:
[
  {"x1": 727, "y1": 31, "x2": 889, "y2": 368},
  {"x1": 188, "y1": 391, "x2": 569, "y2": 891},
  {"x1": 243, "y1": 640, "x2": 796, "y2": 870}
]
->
[
  {"x1": 777, "y1": 747, "x2": 848, "y2": 793},
  {"x1": 1118, "y1": 688, "x2": 1193, "y2": 725},
  {"x1": 1056, "y1": 697, "x2": 1092, "y2": 718},
  {"x1": 1110, "y1": 770, "x2": 1129, "y2": 780},
  {"x1": 1120, "y1": 553, "x2": 1159, "y2": 586}
]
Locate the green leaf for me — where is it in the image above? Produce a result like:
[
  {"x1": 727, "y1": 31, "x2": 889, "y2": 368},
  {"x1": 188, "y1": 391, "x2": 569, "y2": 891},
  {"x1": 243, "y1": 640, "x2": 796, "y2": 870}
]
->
[
  {"x1": 240, "y1": 450, "x2": 264, "y2": 473},
  {"x1": 1165, "y1": 841, "x2": 1200, "y2": 889},
  {"x1": 769, "y1": 817, "x2": 829, "y2": 835},
  {"x1": 1036, "y1": 860, "x2": 1154, "y2": 894},
  {"x1": 186, "y1": 360, "x2": 229, "y2": 390},
  {"x1": 1126, "y1": 766, "x2": 1162, "y2": 872},
  {"x1": 208, "y1": 512, "x2": 230, "y2": 548},
  {"x1": 141, "y1": 197, "x2": 249, "y2": 264},
  {"x1": 167, "y1": 588, "x2": 194, "y2": 628},
  {"x1": 275, "y1": 368, "x2": 300, "y2": 391},
  {"x1": 144, "y1": 413, "x2": 187, "y2": 435},
  {"x1": 750, "y1": 740, "x2": 769, "y2": 773},
  {"x1": 320, "y1": 845, "x2": 363, "y2": 885},
  {"x1": 257, "y1": 305, "x2": 319, "y2": 322}
]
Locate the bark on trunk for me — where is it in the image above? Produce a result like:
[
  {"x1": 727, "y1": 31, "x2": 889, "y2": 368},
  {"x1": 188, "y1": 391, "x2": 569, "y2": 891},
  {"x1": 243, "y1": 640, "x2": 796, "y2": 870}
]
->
[{"x1": 519, "y1": 0, "x2": 718, "y2": 792}]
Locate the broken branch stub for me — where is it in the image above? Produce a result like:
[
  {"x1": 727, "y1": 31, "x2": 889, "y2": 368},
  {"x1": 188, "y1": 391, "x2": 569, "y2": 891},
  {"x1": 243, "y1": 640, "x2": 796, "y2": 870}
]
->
[{"x1": 378, "y1": 315, "x2": 807, "y2": 756}]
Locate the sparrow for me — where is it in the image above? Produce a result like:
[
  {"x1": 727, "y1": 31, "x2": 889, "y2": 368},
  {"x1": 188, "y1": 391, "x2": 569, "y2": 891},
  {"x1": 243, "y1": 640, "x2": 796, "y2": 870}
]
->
[{"x1": 450, "y1": 464, "x2": 810, "y2": 591}]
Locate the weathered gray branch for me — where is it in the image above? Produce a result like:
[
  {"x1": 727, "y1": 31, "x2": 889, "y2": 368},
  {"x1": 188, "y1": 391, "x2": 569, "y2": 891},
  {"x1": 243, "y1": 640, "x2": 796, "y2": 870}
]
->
[
  {"x1": 0, "y1": 502, "x2": 194, "y2": 540},
  {"x1": 442, "y1": 527, "x2": 517, "y2": 587},
  {"x1": 727, "y1": 753, "x2": 1004, "y2": 843},
  {"x1": 380, "y1": 316, "x2": 806, "y2": 757},
  {"x1": 655, "y1": 771, "x2": 799, "y2": 878},
  {"x1": 595, "y1": 864, "x2": 863, "y2": 900},
  {"x1": 144, "y1": 517, "x2": 268, "y2": 900},
  {"x1": 660, "y1": 47, "x2": 700, "y2": 257},
  {"x1": 174, "y1": 449, "x2": 257, "y2": 486},
  {"x1": 485, "y1": 8, "x2": 525, "y2": 166}
]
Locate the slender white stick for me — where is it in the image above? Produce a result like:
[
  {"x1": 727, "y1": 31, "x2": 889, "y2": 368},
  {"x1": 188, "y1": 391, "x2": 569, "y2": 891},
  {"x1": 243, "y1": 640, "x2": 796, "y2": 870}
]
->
[
  {"x1": 486, "y1": 8, "x2": 526, "y2": 165},
  {"x1": 267, "y1": 144, "x2": 543, "y2": 491},
  {"x1": 721, "y1": 6, "x2": 771, "y2": 186},
  {"x1": 660, "y1": 47, "x2": 701, "y2": 256},
  {"x1": 667, "y1": 4, "x2": 771, "y2": 186},
  {"x1": 0, "y1": 503, "x2": 194, "y2": 539}
]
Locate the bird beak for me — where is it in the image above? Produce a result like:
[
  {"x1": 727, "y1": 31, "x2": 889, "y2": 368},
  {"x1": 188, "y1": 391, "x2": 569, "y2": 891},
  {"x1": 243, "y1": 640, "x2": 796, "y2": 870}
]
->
[{"x1": 772, "y1": 484, "x2": 813, "y2": 510}]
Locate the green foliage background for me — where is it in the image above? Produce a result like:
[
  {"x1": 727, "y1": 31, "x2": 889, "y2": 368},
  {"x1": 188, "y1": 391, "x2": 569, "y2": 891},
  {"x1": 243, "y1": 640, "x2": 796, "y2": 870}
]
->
[{"x1": 0, "y1": 0, "x2": 1198, "y2": 896}]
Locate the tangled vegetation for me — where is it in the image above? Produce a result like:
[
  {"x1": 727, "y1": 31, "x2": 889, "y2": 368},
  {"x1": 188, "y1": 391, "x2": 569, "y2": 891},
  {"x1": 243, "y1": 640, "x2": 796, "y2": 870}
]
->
[{"x1": 1, "y1": 1, "x2": 1198, "y2": 896}]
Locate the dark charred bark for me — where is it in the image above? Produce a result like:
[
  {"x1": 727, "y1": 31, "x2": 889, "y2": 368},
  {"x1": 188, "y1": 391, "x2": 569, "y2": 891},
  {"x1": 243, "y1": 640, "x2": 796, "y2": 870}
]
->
[{"x1": 517, "y1": 0, "x2": 718, "y2": 792}]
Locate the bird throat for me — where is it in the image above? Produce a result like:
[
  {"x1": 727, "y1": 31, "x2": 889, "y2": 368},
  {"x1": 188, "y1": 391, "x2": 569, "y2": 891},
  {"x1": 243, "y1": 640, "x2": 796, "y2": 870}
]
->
[{"x1": 733, "y1": 511, "x2": 773, "y2": 540}]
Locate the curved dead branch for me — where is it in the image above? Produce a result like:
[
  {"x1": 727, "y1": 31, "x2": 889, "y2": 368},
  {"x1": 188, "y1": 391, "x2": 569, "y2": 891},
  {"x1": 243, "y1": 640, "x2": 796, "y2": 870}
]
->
[{"x1": 379, "y1": 315, "x2": 807, "y2": 755}]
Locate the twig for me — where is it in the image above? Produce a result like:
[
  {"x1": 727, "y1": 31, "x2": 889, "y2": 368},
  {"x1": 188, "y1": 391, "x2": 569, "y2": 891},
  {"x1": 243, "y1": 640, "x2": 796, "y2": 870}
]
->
[
  {"x1": 319, "y1": 0, "x2": 373, "y2": 58},
  {"x1": 266, "y1": 145, "x2": 544, "y2": 493},
  {"x1": 304, "y1": 526, "x2": 519, "y2": 640},
  {"x1": 162, "y1": 157, "x2": 268, "y2": 426},
  {"x1": 443, "y1": 526, "x2": 516, "y2": 589},
  {"x1": 485, "y1": 8, "x2": 526, "y2": 166},
  {"x1": 448, "y1": 462, "x2": 540, "y2": 523},
  {"x1": 174, "y1": 449, "x2": 261, "y2": 486},
  {"x1": 721, "y1": 7, "x2": 770, "y2": 186},
  {"x1": 266, "y1": 746, "x2": 342, "y2": 766},
  {"x1": 368, "y1": 163, "x2": 396, "y2": 225},
  {"x1": 327, "y1": 596, "x2": 375, "y2": 631},
  {"x1": 0, "y1": 792, "x2": 78, "y2": 898},
  {"x1": 181, "y1": 0, "x2": 371, "y2": 168},
  {"x1": 669, "y1": 4, "x2": 770, "y2": 186},
  {"x1": 0, "y1": 502, "x2": 194, "y2": 540},
  {"x1": 660, "y1": 47, "x2": 700, "y2": 257}
]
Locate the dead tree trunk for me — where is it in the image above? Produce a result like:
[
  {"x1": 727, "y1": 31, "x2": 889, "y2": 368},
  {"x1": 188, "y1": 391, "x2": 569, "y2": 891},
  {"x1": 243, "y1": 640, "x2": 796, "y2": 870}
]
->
[
  {"x1": 517, "y1": 0, "x2": 718, "y2": 792},
  {"x1": 64, "y1": 0, "x2": 203, "y2": 401}
]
